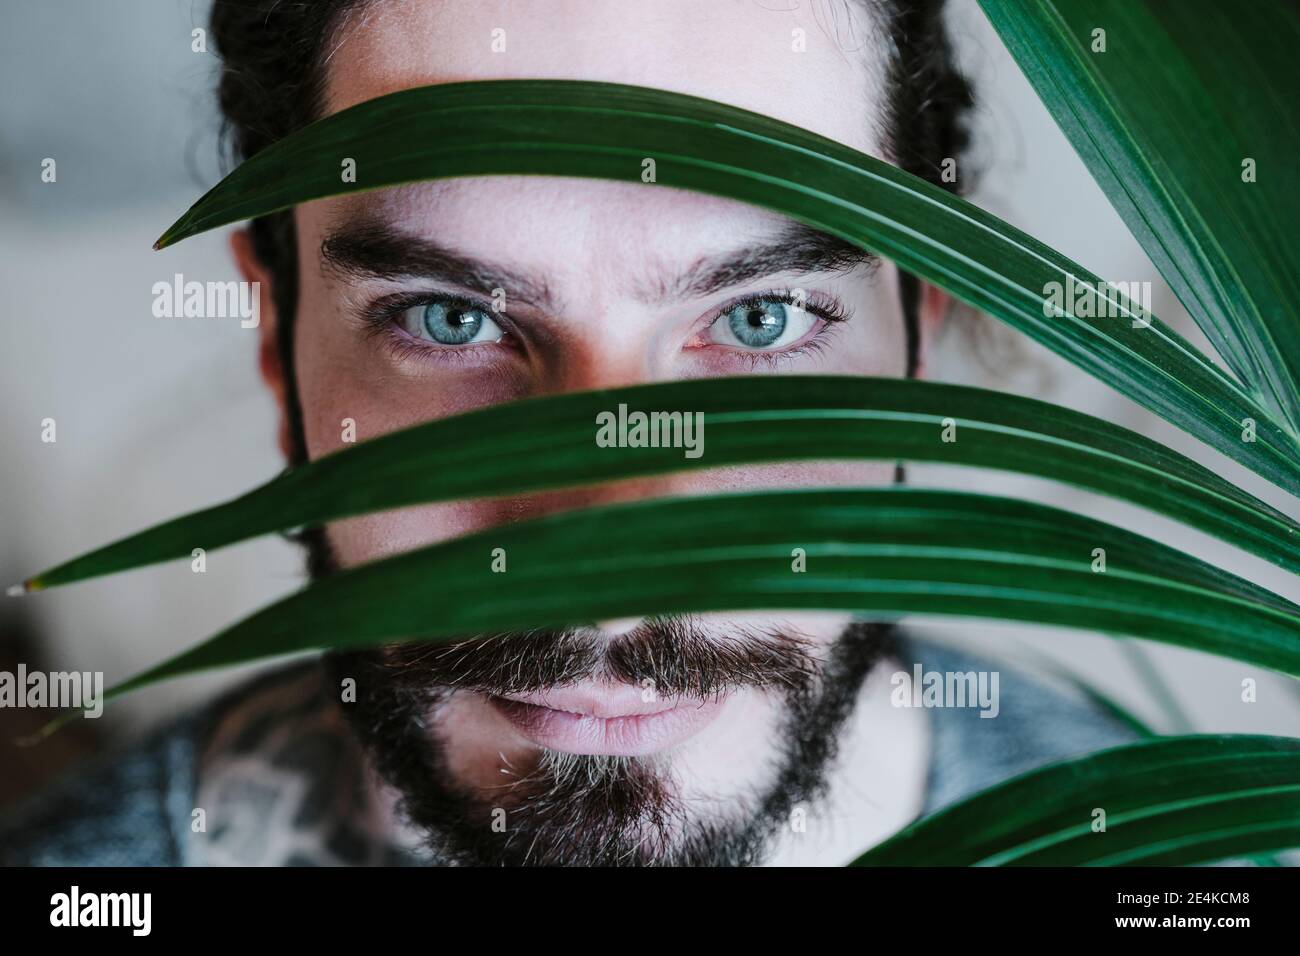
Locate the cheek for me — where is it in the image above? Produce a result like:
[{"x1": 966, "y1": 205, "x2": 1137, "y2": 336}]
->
[{"x1": 324, "y1": 502, "x2": 492, "y2": 568}]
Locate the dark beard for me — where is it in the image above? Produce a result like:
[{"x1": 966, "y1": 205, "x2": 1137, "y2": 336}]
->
[{"x1": 302, "y1": 527, "x2": 894, "y2": 866}]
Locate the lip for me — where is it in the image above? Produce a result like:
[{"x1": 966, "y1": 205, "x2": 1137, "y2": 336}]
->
[{"x1": 488, "y1": 683, "x2": 724, "y2": 756}]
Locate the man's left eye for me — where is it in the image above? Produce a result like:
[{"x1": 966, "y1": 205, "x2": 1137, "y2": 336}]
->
[{"x1": 707, "y1": 299, "x2": 816, "y2": 350}]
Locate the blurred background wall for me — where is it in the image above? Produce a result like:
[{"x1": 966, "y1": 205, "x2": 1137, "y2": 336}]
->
[{"x1": 1, "y1": 0, "x2": 1296, "y2": 806}]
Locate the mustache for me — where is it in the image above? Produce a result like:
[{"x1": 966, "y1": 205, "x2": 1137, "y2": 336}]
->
[{"x1": 370, "y1": 615, "x2": 818, "y2": 699}]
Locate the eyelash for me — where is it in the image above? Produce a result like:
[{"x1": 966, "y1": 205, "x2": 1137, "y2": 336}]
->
[{"x1": 359, "y1": 286, "x2": 851, "y2": 367}]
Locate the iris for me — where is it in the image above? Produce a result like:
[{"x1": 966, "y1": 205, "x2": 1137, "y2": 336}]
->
[
  {"x1": 726, "y1": 301, "x2": 788, "y2": 348},
  {"x1": 423, "y1": 301, "x2": 491, "y2": 345}
]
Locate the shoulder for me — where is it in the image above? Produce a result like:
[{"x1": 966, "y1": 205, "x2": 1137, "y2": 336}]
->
[
  {"x1": 0, "y1": 712, "x2": 204, "y2": 865},
  {"x1": 0, "y1": 662, "x2": 320, "y2": 866},
  {"x1": 900, "y1": 637, "x2": 1142, "y2": 814}
]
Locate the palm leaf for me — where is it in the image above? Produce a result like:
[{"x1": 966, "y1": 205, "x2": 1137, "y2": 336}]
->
[
  {"x1": 981, "y1": 0, "x2": 1300, "y2": 437},
  {"x1": 150, "y1": 80, "x2": 1299, "y2": 488},
  {"x1": 853, "y1": 734, "x2": 1300, "y2": 865},
  {"x1": 91, "y1": 489, "x2": 1300, "y2": 712},
  {"x1": 21, "y1": 377, "x2": 1300, "y2": 592}
]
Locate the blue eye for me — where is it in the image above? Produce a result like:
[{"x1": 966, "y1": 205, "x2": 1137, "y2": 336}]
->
[
  {"x1": 709, "y1": 297, "x2": 815, "y2": 350},
  {"x1": 396, "y1": 298, "x2": 503, "y2": 346}
]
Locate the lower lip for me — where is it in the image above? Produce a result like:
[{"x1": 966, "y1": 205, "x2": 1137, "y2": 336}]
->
[{"x1": 489, "y1": 695, "x2": 724, "y2": 756}]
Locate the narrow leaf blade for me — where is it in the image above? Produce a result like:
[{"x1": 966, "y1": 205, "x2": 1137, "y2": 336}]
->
[
  {"x1": 980, "y1": 0, "x2": 1300, "y2": 436},
  {"x1": 101, "y1": 490, "x2": 1300, "y2": 709},
  {"x1": 23, "y1": 377, "x2": 1300, "y2": 591},
  {"x1": 853, "y1": 735, "x2": 1300, "y2": 866}
]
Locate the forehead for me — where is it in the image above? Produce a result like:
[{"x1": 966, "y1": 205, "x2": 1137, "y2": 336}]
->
[
  {"x1": 322, "y1": 0, "x2": 889, "y2": 156},
  {"x1": 310, "y1": 0, "x2": 890, "y2": 281}
]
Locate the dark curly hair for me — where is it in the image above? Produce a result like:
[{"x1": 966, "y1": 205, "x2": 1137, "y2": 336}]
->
[{"x1": 209, "y1": 0, "x2": 974, "y2": 466}]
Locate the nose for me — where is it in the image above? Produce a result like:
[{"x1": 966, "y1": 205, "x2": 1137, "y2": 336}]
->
[
  {"x1": 492, "y1": 340, "x2": 675, "y2": 644},
  {"x1": 503, "y1": 325, "x2": 690, "y2": 515}
]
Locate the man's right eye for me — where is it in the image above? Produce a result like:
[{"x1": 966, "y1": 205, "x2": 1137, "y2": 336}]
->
[{"x1": 395, "y1": 297, "x2": 504, "y2": 347}]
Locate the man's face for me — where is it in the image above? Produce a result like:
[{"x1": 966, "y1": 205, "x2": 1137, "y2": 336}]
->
[{"x1": 271, "y1": 0, "x2": 918, "y2": 864}]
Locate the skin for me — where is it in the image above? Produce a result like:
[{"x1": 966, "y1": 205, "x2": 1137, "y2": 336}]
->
[{"x1": 232, "y1": 0, "x2": 946, "y2": 865}]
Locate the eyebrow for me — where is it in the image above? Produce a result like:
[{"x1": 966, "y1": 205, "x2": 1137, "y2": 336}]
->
[
  {"x1": 320, "y1": 218, "x2": 876, "y2": 312},
  {"x1": 660, "y1": 221, "x2": 876, "y2": 302},
  {"x1": 321, "y1": 219, "x2": 558, "y2": 309}
]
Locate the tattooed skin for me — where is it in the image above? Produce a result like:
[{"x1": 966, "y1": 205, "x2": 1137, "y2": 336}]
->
[{"x1": 191, "y1": 664, "x2": 431, "y2": 866}]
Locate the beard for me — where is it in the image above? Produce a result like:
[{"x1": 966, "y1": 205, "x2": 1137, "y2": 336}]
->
[{"x1": 300, "y1": 528, "x2": 894, "y2": 866}]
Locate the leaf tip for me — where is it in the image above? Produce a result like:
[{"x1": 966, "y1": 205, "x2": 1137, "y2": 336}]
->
[
  {"x1": 16, "y1": 712, "x2": 75, "y2": 746},
  {"x1": 153, "y1": 224, "x2": 183, "y2": 250},
  {"x1": 9, "y1": 578, "x2": 42, "y2": 597}
]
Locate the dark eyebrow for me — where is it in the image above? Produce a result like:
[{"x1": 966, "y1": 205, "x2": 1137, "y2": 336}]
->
[
  {"x1": 654, "y1": 222, "x2": 877, "y2": 302},
  {"x1": 321, "y1": 220, "x2": 558, "y2": 311},
  {"x1": 320, "y1": 218, "x2": 877, "y2": 310}
]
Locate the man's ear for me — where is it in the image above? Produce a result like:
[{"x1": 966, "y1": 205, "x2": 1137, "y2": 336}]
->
[
  {"x1": 231, "y1": 229, "x2": 294, "y2": 461},
  {"x1": 914, "y1": 282, "x2": 951, "y2": 379}
]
